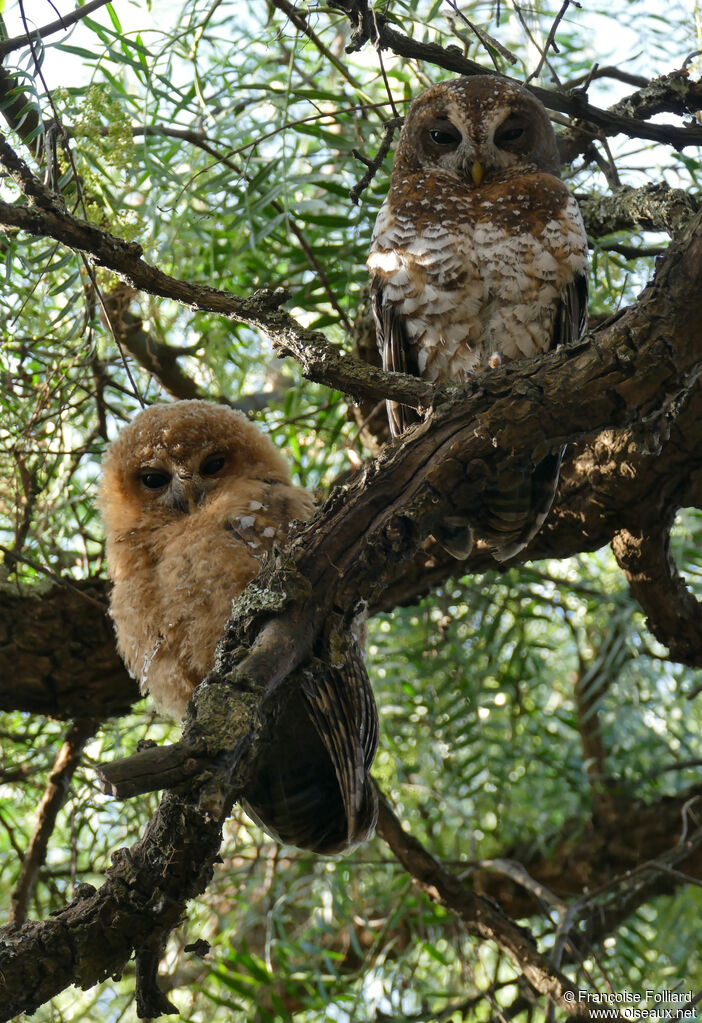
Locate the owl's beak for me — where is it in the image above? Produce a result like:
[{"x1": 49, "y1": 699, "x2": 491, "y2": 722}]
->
[
  {"x1": 471, "y1": 160, "x2": 484, "y2": 187},
  {"x1": 167, "y1": 477, "x2": 190, "y2": 514},
  {"x1": 185, "y1": 481, "x2": 208, "y2": 512},
  {"x1": 168, "y1": 475, "x2": 206, "y2": 514}
]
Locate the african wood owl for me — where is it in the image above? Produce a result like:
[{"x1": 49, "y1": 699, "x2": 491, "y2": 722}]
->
[
  {"x1": 367, "y1": 75, "x2": 588, "y2": 560},
  {"x1": 99, "y1": 400, "x2": 378, "y2": 854}
]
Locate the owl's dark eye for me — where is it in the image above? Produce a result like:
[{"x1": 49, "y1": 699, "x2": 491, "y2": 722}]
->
[
  {"x1": 200, "y1": 453, "x2": 226, "y2": 476},
  {"x1": 140, "y1": 470, "x2": 170, "y2": 490},
  {"x1": 495, "y1": 120, "x2": 526, "y2": 145},
  {"x1": 428, "y1": 126, "x2": 461, "y2": 146}
]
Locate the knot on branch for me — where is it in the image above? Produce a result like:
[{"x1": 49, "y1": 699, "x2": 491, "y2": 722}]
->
[{"x1": 249, "y1": 286, "x2": 290, "y2": 311}]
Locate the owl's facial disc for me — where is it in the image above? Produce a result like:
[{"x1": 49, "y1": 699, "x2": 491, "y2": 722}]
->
[{"x1": 418, "y1": 102, "x2": 543, "y2": 183}]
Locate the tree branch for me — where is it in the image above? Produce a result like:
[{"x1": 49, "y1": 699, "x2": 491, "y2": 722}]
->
[
  {"x1": 612, "y1": 526, "x2": 702, "y2": 668},
  {"x1": 100, "y1": 282, "x2": 292, "y2": 409},
  {"x1": 0, "y1": 581, "x2": 137, "y2": 719},
  {"x1": 374, "y1": 789, "x2": 586, "y2": 1016},
  {"x1": 0, "y1": 135, "x2": 431, "y2": 411},
  {"x1": 578, "y1": 184, "x2": 700, "y2": 238},
  {"x1": 10, "y1": 718, "x2": 98, "y2": 925},
  {"x1": 608, "y1": 68, "x2": 702, "y2": 121},
  {"x1": 0, "y1": 0, "x2": 112, "y2": 58},
  {"x1": 471, "y1": 783, "x2": 702, "y2": 926}
]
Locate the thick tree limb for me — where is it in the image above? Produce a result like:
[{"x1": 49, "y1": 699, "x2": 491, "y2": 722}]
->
[
  {"x1": 0, "y1": 789, "x2": 225, "y2": 1020},
  {"x1": 578, "y1": 184, "x2": 700, "y2": 238},
  {"x1": 608, "y1": 68, "x2": 702, "y2": 121},
  {"x1": 0, "y1": 581, "x2": 136, "y2": 718}
]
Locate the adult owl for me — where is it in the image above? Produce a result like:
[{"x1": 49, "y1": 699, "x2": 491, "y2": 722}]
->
[
  {"x1": 367, "y1": 75, "x2": 588, "y2": 560},
  {"x1": 99, "y1": 400, "x2": 378, "y2": 854}
]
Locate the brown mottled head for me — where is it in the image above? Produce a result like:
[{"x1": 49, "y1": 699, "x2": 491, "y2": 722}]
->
[
  {"x1": 392, "y1": 76, "x2": 561, "y2": 184},
  {"x1": 99, "y1": 400, "x2": 291, "y2": 534}
]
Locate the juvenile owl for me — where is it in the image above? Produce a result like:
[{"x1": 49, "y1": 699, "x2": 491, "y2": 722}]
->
[
  {"x1": 367, "y1": 75, "x2": 588, "y2": 559},
  {"x1": 99, "y1": 400, "x2": 378, "y2": 854}
]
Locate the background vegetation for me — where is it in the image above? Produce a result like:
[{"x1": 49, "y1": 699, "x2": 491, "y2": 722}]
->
[{"x1": 1, "y1": 0, "x2": 702, "y2": 1019}]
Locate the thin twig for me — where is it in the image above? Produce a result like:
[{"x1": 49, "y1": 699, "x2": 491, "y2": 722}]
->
[
  {"x1": 512, "y1": 2, "x2": 562, "y2": 86},
  {"x1": 526, "y1": 0, "x2": 575, "y2": 84},
  {"x1": 445, "y1": 0, "x2": 519, "y2": 67},
  {"x1": 0, "y1": 545, "x2": 108, "y2": 609},
  {"x1": 270, "y1": 0, "x2": 365, "y2": 91},
  {"x1": 350, "y1": 117, "x2": 402, "y2": 204},
  {"x1": 562, "y1": 66, "x2": 648, "y2": 90}
]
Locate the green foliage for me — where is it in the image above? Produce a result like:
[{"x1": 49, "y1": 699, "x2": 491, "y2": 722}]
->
[{"x1": 0, "y1": 0, "x2": 701, "y2": 1020}]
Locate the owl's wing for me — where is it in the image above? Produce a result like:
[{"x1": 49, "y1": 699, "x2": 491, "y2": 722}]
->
[
  {"x1": 301, "y1": 643, "x2": 378, "y2": 838},
  {"x1": 552, "y1": 270, "x2": 589, "y2": 348},
  {"x1": 241, "y1": 641, "x2": 378, "y2": 855},
  {"x1": 368, "y1": 199, "x2": 424, "y2": 439},
  {"x1": 370, "y1": 275, "x2": 420, "y2": 438},
  {"x1": 475, "y1": 268, "x2": 588, "y2": 562}
]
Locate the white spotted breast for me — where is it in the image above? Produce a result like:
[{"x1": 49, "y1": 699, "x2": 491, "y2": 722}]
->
[{"x1": 368, "y1": 171, "x2": 588, "y2": 381}]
